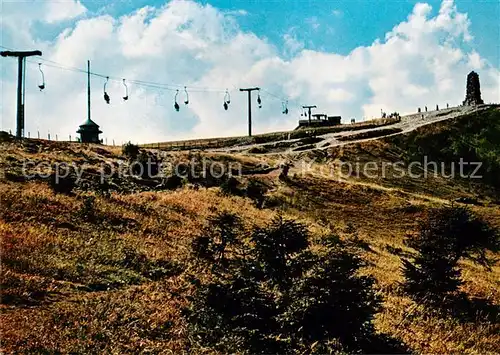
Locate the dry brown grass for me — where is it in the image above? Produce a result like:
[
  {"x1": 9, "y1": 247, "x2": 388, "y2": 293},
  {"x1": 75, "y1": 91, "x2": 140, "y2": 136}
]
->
[
  {"x1": 376, "y1": 293, "x2": 500, "y2": 354},
  {"x1": 1, "y1": 131, "x2": 499, "y2": 353}
]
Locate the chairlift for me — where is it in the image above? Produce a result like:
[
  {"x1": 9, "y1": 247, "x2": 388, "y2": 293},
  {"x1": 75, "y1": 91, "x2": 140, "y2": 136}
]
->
[
  {"x1": 282, "y1": 100, "x2": 289, "y2": 115},
  {"x1": 223, "y1": 89, "x2": 231, "y2": 110},
  {"x1": 174, "y1": 90, "x2": 180, "y2": 111},
  {"x1": 38, "y1": 63, "x2": 45, "y2": 91},
  {"x1": 257, "y1": 90, "x2": 262, "y2": 108},
  {"x1": 122, "y1": 79, "x2": 129, "y2": 101},
  {"x1": 184, "y1": 86, "x2": 189, "y2": 105},
  {"x1": 104, "y1": 76, "x2": 110, "y2": 104}
]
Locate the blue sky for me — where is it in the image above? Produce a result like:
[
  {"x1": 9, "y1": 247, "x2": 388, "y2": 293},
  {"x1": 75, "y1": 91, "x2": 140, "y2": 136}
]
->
[
  {"x1": 1, "y1": 0, "x2": 499, "y2": 143},
  {"x1": 79, "y1": 0, "x2": 499, "y2": 65}
]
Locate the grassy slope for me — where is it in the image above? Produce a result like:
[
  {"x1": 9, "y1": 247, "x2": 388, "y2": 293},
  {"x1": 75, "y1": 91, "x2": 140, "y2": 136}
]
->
[{"x1": 1, "y1": 110, "x2": 499, "y2": 353}]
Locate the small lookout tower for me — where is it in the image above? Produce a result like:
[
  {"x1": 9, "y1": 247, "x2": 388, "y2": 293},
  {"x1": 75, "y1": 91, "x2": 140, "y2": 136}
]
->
[
  {"x1": 77, "y1": 60, "x2": 102, "y2": 144},
  {"x1": 77, "y1": 118, "x2": 102, "y2": 143}
]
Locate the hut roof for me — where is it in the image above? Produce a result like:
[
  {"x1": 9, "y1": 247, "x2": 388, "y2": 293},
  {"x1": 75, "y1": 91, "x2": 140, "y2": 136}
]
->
[
  {"x1": 79, "y1": 118, "x2": 100, "y2": 128},
  {"x1": 77, "y1": 118, "x2": 102, "y2": 134}
]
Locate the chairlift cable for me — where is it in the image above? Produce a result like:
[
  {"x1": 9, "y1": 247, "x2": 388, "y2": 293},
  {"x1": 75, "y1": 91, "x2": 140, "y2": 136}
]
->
[{"x1": 19, "y1": 55, "x2": 311, "y2": 116}]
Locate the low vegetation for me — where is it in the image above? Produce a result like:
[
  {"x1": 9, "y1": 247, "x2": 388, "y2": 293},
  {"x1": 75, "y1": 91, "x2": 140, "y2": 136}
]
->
[
  {"x1": 402, "y1": 206, "x2": 499, "y2": 308},
  {"x1": 389, "y1": 108, "x2": 500, "y2": 195},
  {"x1": 188, "y1": 214, "x2": 405, "y2": 353},
  {"x1": 1, "y1": 108, "x2": 499, "y2": 353}
]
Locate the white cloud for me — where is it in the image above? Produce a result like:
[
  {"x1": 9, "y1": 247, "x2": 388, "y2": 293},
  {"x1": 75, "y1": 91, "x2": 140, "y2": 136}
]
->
[
  {"x1": 327, "y1": 88, "x2": 354, "y2": 102},
  {"x1": 467, "y1": 51, "x2": 485, "y2": 70},
  {"x1": 224, "y1": 9, "x2": 249, "y2": 16},
  {"x1": 0, "y1": 0, "x2": 498, "y2": 143},
  {"x1": 44, "y1": 0, "x2": 87, "y2": 23},
  {"x1": 283, "y1": 29, "x2": 305, "y2": 57}
]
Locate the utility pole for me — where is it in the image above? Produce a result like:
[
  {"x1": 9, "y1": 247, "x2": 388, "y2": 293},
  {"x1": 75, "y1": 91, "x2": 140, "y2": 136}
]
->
[
  {"x1": 87, "y1": 60, "x2": 91, "y2": 122},
  {"x1": 1, "y1": 50, "x2": 43, "y2": 138},
  {"x1": 302, "y1": 105, "x2": 317, "y2": 125},
  {"x1": 239, "y1": 87, "x2": 260, "y2": 137}
]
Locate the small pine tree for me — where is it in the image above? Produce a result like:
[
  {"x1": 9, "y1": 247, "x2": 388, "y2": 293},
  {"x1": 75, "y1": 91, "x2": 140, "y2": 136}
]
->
[
  {"x1": 191, "y1": 211, "x2": 243, "y2": 265},
  {"x1": 251, "y1": 216, "x2": 309, "y2": 289},
  {"x1": 188, "y1": 216, "x2": 383, "y2": 354},
  {"x1": 282, "y1": 236, "x2": 381, "y2": 353},
  {"x1": 246, "y1": 179, "x2": 267, "y2": 208},
  {"x1": 402, "y1": 206, "x2": 498, "y2": 306}
]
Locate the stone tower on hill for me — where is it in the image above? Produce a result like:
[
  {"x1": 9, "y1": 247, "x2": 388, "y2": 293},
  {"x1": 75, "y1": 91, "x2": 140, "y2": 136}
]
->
[{"x1": 463, "y1": 71, "x2": 484, "y2": 106}]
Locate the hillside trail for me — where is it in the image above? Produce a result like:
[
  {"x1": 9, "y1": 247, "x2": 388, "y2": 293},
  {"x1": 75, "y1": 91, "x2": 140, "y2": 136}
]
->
[
  {"x1": 214, "y1": 105, "x2": 490, "y2": 155},
  {"x1": 234, "y1": 105, "x2": 496, "y2": 204}
]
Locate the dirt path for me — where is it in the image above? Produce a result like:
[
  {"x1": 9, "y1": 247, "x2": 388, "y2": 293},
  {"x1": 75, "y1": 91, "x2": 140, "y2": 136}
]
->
[{"x1": 213, "y1": 105, "x2": 490, "y2": 155}]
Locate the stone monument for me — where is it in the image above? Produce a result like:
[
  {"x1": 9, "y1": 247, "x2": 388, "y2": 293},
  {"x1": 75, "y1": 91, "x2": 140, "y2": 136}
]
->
[{"x1": 463, "y1": 71, "x2": 484, "y2": 106}]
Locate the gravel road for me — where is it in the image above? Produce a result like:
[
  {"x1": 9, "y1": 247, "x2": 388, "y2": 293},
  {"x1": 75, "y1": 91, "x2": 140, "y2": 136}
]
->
[{"x1": 214, "y1": 105, "x2": 493, "y2": 155}]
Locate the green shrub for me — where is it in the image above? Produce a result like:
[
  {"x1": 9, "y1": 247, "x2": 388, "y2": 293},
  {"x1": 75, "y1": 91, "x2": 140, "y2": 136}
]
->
[
  {"x1": 49, "y1": 165, "x2": 76, "y2": 195},
  {"x1": 188, "y1": 216, "x2": 383, "y2": 354},
  {"x1": 75, "y1": 196, "x2": 98, "y2": 222},
  {"x1": 284, "y1": 242, "x2": 380, "y2": 352},
  {"x1": 130, "y1": 151, "x2": 161, "y2": 179},
  {"x1": 122, "y1": 142, "x2": 140, "y2": 159},
  {"x1": 219, "y1": 176, "x2": 242, "y2": 196},
  {"x1": 251, "y1": 217, "x2": 309, "y2": 289},
  {"x1": 402, "y1": 206, "x2": 498, "y2": 306},
  {"x1": 246, "y1": 179, "x2": 266, "y2": 208},
  {"x1": 191, "y1": 211, "x2": 243, "y2": 264}
]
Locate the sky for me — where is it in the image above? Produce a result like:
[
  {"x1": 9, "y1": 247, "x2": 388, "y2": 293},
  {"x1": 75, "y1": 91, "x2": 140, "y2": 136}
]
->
[{"x1": 1, "y1": 0, "x2": 499, "y2": 144}]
